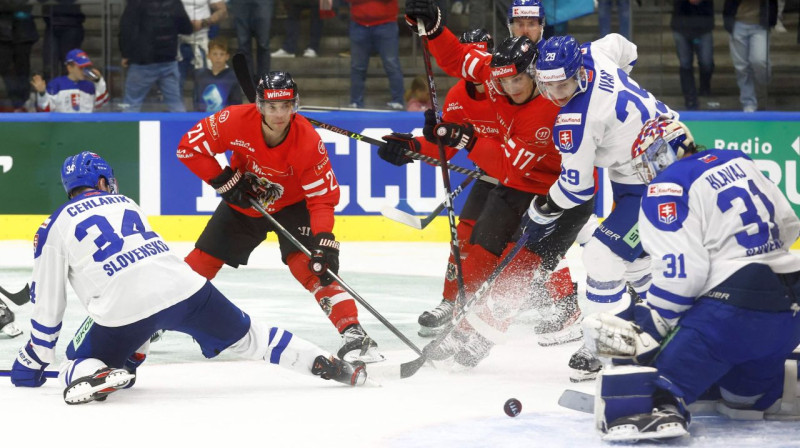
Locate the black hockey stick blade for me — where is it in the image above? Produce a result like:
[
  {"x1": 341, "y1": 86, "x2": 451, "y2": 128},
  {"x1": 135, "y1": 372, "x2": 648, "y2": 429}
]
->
[
  {"x1": 232, "y1": 53, "x2": 257, "y2": 103},
  {"x1": 559, "y1": 389, "x2": 594, "y2": 413},
  {"x1": 0, "y1": 369, "x2": 59, "y2": 379},
  {"x1": 0, "y1": 284, "x2": 31, "y2": 306}
]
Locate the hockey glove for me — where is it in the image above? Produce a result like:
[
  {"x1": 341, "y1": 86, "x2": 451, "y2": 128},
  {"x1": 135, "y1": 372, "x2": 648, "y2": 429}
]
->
[
  {"x1": 11, "y1": 341, "x2": 49, "y2": 387},
  {"x1": 209, "y1": 166, "x2": 253, "y2": 209},
  {"x1": 433, "y1": 122, "x2": 477, "y2": 151},
  {"x1": 405, "y1": 0, "x2": 443, "y2": 38},
  {"x1": 582, "y1": 312, "x2": 663, "y2": 365},
  {"x1": 245, "y1": 172, "x2": 284, "y2": 208},
  {"x1": 519, "y1": 195, "x2": 563, "y2": 245},
  {"x1": 309, "y1": 232, "x2": 340, "y2": 287},
  {"x1": 379, "y1": 133, "x2": 419, "y2": 166},
  {"x1": 422, "y1": 108, "x2": 438, "y2": 143}
]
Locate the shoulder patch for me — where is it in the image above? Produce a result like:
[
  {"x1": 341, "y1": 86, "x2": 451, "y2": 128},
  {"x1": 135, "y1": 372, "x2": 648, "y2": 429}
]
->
[
  {"x1": 318, "y1": 140, "x2": 326, "y2": 154},
  {"x1": 647, "y1": 182, "x2": 684, "y2": 197},
  {"x1": 219, "y1": 110, "x2": 230, "y2": 123},
  {"x1": 206, "y1": 113, "x2": 219, "y2": 140},
  {"x1": 314, "y1": 156, "x2": 329, "y2": 176}
]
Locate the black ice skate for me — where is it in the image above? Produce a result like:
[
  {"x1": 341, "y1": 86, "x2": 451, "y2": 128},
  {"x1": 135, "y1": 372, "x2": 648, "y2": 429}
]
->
[
  {"x1": 535, "y1": 293, "x2": 582, "y2": 347},
  {"x1": 603, "y1": 405, "x2": 689, "y2": 442},
  {"x1": 312, "y1": 355, "x2": 367, "y2": 386},
  {"x1": 454, "y1": 331, "x2": 494, "y2": 369},
  {"x1": 568, "y1": 345, "x2": 602, "y2": 382},
  {"x1": 417, "y1": 299, "x2": 454, "y2": 337},
  {"x1": 338, "y1": 324, "x2": 384, "y2": 363},
  {"x1": 63, "y1": 367, "x2": 136, "y2": 405},
  {"x1": 0, "y1": 298, "x2": 22, "y2": 338}
]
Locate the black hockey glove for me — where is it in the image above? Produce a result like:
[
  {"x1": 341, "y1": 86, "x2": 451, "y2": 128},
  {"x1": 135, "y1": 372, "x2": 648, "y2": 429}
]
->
[
  {"x1": 309, "y1": 232, "x2": 340, "y2": 287},
  {"x1": 422, "y1": 108, "x2": 438, "y2": 143},
  {"x1": 433, "y1": 122, "x2": 477, "y2": 151},
  {"x1": 405, "y1": 0, "x2": 443, "y2": 38},
  {"x1": 379, "y1": 133, "x2": 419, "y2": 166},
  {"x1": 519, "y1": 195, "x2": 563, "y2": 247},
  {"x1": 209, "y1": 166, "x2": 253, "y2": 208}
]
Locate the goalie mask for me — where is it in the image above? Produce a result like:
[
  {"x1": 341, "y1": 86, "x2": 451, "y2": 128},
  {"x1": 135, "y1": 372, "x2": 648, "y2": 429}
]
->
[
  {"x1": 536, "y1": 35, "x2": 588, "y2": 107},
  {"x1": 631, "y1": 116, "x2": 697, "y2": 184},
  {"x1": 256, "y1": 71, "x2": 299, "y2": 115},
  {"x1": 490, "y1": 36, "x2": 538, "y2": 98},
  {"x1": 61, "y1": 151, "x2": 117, "y2": 196}
]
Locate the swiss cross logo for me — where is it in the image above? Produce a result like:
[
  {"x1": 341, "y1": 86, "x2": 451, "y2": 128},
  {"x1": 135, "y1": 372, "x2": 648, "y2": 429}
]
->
[
  {"x1": 71, "y1": 93, "x2": 80, "y2": 111},
  {"x1": 558, "y1": 130, "x2": 573, "y2": 151},
  {"x1": 658, "y1": 202, "x2": 677, "y2": 224},
  {"x1": 700, "y1": 154, "x2": 718, "y2": 163}
]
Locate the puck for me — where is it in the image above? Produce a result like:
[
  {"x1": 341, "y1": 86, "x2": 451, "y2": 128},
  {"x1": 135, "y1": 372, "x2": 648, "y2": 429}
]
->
[{"x1": 504, "y1": 398, "x2": 522, "y2": 417}]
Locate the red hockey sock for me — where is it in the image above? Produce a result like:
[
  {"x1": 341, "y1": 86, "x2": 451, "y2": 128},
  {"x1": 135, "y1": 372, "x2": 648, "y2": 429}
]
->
[
  {"x1": 441, "y1": 219, "x2": 476, "y2": 302},
  {"x1": 287, "y1": 252, "x2": 359, "y2": 332},
  {"x1": 185, "y1": 248, "x2": 225, "y2": 280},
  {"x1": 545, "y1": 265, "x2": 576, "y2": 304}
]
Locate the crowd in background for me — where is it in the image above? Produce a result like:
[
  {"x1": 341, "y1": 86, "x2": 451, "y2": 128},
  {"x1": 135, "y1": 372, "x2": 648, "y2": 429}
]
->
[{"x1": 0, "y1": 0, "x2": 797, "y2": 113}]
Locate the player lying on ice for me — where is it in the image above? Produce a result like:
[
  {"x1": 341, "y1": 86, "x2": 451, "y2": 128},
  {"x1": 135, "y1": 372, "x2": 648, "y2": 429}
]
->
[
  {"x1": 10, "y1": 152, "x2": 368, "y2": 404},
  {"x1": 581, "y1": 117, "x2": 800, "y2": 441}
]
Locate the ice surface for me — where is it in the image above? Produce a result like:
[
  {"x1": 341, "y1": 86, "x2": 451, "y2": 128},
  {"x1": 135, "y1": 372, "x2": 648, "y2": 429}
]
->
[{"x1": 0, "y1": 241, "x2": 798, "y2": 447}]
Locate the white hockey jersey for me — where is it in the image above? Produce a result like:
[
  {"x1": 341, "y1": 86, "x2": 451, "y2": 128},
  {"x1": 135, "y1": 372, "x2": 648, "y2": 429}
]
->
[
  {"x1": 36, "y1": 75, "x2": 109, "y2": 113},
  {"x1": 639, "y1": 150, "x2": 800, "y2": 328},
  {"x1": 549, "y1": 34, "x2": 678, "y2": 210},
  {"x1": 29, "y1": 191, "x2": 206, "y2": 363}
]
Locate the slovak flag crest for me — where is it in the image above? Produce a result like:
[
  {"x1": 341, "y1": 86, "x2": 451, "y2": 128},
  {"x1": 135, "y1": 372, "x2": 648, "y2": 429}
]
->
[
  {"x1": 658, "y1": 202, "x2": 677, "y2": 224},
  {"x1": 71, "y1": 93, "x2": 80, "y2": 111},
  {"x1": 558, "y1": 130, "x2": 573, "y2": 151}
]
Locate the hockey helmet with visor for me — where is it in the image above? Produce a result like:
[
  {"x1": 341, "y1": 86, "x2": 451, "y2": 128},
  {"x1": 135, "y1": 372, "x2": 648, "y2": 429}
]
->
[
  {"x1": 61, "y1": 151, "x2": 117, "y2": 196},
  {"x1": 490, "y1": 36, "x2": 538, "y2": 98},
  {"x1": 536, "y1": 35, "x2": 587, "y2": 107}
]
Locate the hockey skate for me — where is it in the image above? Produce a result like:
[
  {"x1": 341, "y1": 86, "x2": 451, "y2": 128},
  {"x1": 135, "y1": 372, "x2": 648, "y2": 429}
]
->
[
  {"x1": 603, "y1": 405, "x2": 688, "y2": 442},
  {"x1": 417, "y1": 299, "x2": 454, "y2": 337},
  {"x1": 0, "y1": 298, "x2": 22, "y2": 338},
  {"x1": 63, "y1": 367, "x2": 136, "y2": 405},
  {"x1": 422, "y1": 326, "x2": 469, "y2": 363},
  {"x1": 535, "y1": 293, "x2": 583, "y2": 347},
  {"x1": 311, "y1": 355, "x2": 367, "y2": 386},
  {"x1": 454, "y1": 331, "x2": 494, "y2": 369},
  {"x1": 338, "y1": 324, "x2": 384, "y2": 363},
  {"x1": 569, "y1": 345, "x2": 602, "y2": 382}
]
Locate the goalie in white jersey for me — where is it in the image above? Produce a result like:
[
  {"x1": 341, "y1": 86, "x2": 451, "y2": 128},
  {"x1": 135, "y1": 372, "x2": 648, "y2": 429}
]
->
[
  {"x1": 583, "y1": 117, "x2": 800, "y2": 441},
  {"x1": 516, "y1": 33, "x2": 679, "y2": 381},
  {"x1": 10, "y1": 151, "x2": 368, "y2": 404}
]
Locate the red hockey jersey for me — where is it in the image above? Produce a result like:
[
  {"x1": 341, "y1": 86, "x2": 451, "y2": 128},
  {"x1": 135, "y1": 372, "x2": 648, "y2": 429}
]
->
[{"x1": 177, "y1": 104, "x2": 339, "y2": 234}]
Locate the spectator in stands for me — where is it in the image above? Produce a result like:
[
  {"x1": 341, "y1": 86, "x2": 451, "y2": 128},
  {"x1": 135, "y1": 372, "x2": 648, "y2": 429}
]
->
[
  {"x1": 30, "y1": 48, "x2": 108, "y2": 112},
  {"x1": 723, "y1": 0, "x2": 777, "y2": 112},
  {"x1": 39, "y1": 0, "x2": 85, "y2": 80},
  {"x1": 179, "y1": 0, "x2": 228, "y2": 94},
  {"x1": 672, "y1": 0, "x2": 715, "y2": 111},
  {"x1": 598, "y1": 0, "x2": 631, "y2": 40},
  {"x1": 404, "y1": 75, "x2": 432, "y2": 111},
  {"x1": 272, "y1": 0, "x2": 329, "y2": 58},
  {"x1": 193, "y1": 39, "x2": 242, "y2": 112},
  {"x1": 229, "y1": 0, "x2": 275, "y2": 80},
  {"x1": 119, "y1": 0, "x2": 192, "y2": 112},
  {"x1": 346, "y1": 0, "x2": 405, "y2": 110},
  {"x1": 0, "y1": 0, "x2": 39, "y2": 112}
]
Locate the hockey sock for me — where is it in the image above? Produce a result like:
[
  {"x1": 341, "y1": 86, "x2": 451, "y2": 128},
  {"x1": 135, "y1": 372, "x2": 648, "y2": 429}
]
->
[
  {"x1": 546, "y1": 263, "x2": 576, "y2": 305},
  {"x1": 441, "y1": 219, "x2": 476, "y2": 302},
  {"x1": 185, "y1": 248, "x2": 225, "y2": 280},
  {"x1": 287, "y1": 252, "x2": 359, "y2": 332},
  {"x1": 460, "y1": 244, "x2": 500, "y2": 297}
]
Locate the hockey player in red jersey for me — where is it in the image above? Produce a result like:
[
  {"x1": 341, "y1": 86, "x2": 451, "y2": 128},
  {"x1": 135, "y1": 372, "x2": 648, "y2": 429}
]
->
[{"x1": 177, "y1": 71, "x2": 382, "y2": 363}]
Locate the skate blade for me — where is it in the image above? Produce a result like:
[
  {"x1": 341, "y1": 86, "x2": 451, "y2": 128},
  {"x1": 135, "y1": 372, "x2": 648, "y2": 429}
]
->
[
  {"x1": 603, "y1": 423, "x2": 688, "y2": 442},
  {"x1": 569, "y1": 369, "x2": 599, "y2": 383},
  {"x1": 342, "y1": 348, "x2": 386, "y2": 364},
  {"x1": 64, "y1": 370, "x2": 135, "y2": 405},
  {"x1": 537, "y1": 324, "x2": 583, "y2": 347},
  {"x1": 417, "y1": 324, "x2": 449, "y2": 338},
  {"x1": 0, "y1": 322, "x2": 23, "y2": 338}
]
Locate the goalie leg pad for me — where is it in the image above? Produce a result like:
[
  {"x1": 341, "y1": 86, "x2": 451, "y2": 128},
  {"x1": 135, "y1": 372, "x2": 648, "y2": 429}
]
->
[{"x1": 596, "y1": 365, "x2": 659, "y2": 433}]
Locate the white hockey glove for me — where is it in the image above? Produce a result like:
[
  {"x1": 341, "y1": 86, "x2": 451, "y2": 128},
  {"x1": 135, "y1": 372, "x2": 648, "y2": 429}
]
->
[{"x1": 582, "y1": 313, "x2": 661, "y2": 365}]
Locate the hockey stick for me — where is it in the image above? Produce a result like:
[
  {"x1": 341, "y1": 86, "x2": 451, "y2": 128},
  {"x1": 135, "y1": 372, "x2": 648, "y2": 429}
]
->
[
  {"x1": 0, "y1": 284, "x2": 31, "y2": 306},
  {"x1": 417, "y1": 21, "x2": 467, "y2": 310},
  {"x1": 0, "y1": 370, "x2": 59, "y2": 379},
  {"x1": 371, "y1": 233, "x2": 532, "y2": 380},
  {"x1": 230, "y1": 53, "x2": 497, "y2": 185},
  {"x1": 380, "y1": 176, "x2": 475, "y2": 230},
  {"x1": 559, "y1": 389, "x2": 595, "y2": 413},
  {"x1": 248, "y1": 199, "x2": 424, "y2": 357}
]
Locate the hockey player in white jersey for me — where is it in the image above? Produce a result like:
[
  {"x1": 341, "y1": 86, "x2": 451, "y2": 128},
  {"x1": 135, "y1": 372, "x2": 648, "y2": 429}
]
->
[
  {"x1": 10, "y1": 151, "x2": 367, "y2": 404},
  {"x1": 582, "y1": 116, "x2": 800, "y2": 441},
  {"x1": 516, "y1": 33, "x2": 679, "y2": 381}
]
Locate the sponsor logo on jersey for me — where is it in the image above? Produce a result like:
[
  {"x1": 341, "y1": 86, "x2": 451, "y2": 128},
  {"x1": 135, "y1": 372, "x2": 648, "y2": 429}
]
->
[
  {"x1": 555, "y1": 113, "x2": 582, "y2": 126},
  {"x1": 176, "y1": 148, "x2": 193, "y2": 159},
  {"x1": 512, "y1": 6, "x2": 539, "y2": 17},
  {"x1": 535, "y1": 127, "x2": 551, "y2": 141},
  {"x1": 491, "y1": 65, "x2": 517, "y2": 79},
  {"x1": 700, "y1": 154, "x2": 718, "y2": 163},
  {"x1": 446, "y1": 102, "x2": 463, "y2": 112},
  {"x1": 558, "y1": 130, "x2": 573, "y2": 151},
  {"x1": 586, "y1": 70, "x2": 594, "y2": 83},
  {"x1": 647, "y1": 182, "x2": 684, "y2": 197},
  {"x1": 39, "y1": 218, "x2": 50, "y2": 229},
  {"x1": 219, "y1": 110, "x2": 230, "y2": 123},
  {"x1": 264, "y1": 89, "x2": 294, "y2": 100},
  {"x1": 318, "y1": 140, "x2": 326, "y2": 154},
  {"x1": 658, "y1": 202, "x2": 677, "y2": 224},
  {"x1": 207, "y1": 114, "x2": 219, "y2": 140},
  {"x1": 246, "y1": 156, "x2": 292, "y2": 178},
  {"x1": 231, "y1": 139, "x2": 254, "y2": 152},
  {"x1": 473, "y1": 123, "x2": 500, "y2": 136},
  {"x1": 314, "y1": 156, "x2": 329, "y2": 175}
]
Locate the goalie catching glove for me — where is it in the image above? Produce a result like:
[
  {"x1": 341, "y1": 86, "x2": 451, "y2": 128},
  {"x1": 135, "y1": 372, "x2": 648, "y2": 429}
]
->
[
  {"x1": 209, "y1": 166, "x2": 284, "y2": 209},
  {"x1": 582, "y1": 302, "x2": 671, "y2": 365},
  {"x1": 309, "y1": 232, "x2": 340, "y2": 287}
]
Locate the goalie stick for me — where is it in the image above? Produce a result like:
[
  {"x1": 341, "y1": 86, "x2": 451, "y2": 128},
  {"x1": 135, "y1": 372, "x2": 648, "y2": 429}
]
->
[
  {"x1": 0, "y1": 284, "x2": 30, "y2": 306},
  {"x1": 380, "y1": 176, "x2": 475, "y2": 229},
  {"x1": 230, "y1": 53, "x2": 497, "y2": 185},
  {"x1": 0, "y1": 370, "x2": 59, "y2": 379}
]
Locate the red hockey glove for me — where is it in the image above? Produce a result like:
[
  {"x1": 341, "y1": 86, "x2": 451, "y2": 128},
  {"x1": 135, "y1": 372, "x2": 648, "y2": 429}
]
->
[
  {"x1": 309, "y1": 232, "x2": 340, "y2": 287},
  {"x1": 433, "y1": 122, "x2": 477, "y2": 151}
]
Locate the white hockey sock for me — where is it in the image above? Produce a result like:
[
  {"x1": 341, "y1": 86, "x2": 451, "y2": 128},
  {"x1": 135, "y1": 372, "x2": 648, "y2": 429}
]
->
[
  {"x1": 227, "y1": 320, "x2": 329, "y2": 377},
  {"x1": 59, "y1": 358, "x2": 107, "y2": 388}
]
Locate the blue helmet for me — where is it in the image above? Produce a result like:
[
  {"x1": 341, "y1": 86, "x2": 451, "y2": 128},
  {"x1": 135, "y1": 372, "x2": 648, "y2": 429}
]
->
[
  {"x1": 61, "y1": 151, "x2": 117, "y2": 196},
  {"x1": 507, "y1": 0, "x2": 545, "y2": 24},
  {"x1": 535, "y1": 35, "x2": 587, "y2": 106}
]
